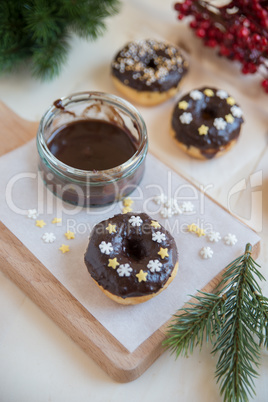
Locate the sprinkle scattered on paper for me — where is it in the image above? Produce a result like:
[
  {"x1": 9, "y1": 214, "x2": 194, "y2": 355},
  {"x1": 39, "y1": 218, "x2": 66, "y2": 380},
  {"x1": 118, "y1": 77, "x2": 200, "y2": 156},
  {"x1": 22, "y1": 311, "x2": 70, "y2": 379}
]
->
[{"x1": 0, "y1": 140, "x2": 260, "y2": 352}]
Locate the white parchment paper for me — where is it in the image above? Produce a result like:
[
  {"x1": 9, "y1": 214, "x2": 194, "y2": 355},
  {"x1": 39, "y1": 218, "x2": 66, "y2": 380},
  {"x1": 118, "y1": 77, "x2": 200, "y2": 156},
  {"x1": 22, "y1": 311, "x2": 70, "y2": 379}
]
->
[{"x1": 0, "y1": 140, "x2": 260, "y2": 352}]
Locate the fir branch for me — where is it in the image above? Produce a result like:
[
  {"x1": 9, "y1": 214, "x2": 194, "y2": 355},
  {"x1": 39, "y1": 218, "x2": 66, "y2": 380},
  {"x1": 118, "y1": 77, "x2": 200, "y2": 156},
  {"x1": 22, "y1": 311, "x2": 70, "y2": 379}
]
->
[
  {"x1": 164, "y1": 244, "x2": 268, "y2": 402},
  {"x1": 23, "y1": 1, "x2": 65, "y2": 45},
  {"x1": 256, "y1": 294, "x2": 268, "y2": 348},
  {"x1": 31, "y1": 34, "x2": 70, "y2": 80},
  {"x1": 0, "y1": 0, "x2": 120, "y2": 80},
  {"x1": 0, "y1": 2, "x2": 30, "y2": 71},
  {"x1": 63, "y1": 0, "x2": 120, "y2": 39},
  {"x1": 163, "y1": 292, "x2": 225, "y2": 358}
]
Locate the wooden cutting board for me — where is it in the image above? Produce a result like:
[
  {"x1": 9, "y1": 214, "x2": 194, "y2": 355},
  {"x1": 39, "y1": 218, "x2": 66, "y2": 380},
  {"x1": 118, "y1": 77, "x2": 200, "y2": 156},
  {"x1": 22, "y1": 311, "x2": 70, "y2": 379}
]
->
[{"x1": 0, "y1": 101, "x2": 260, "y2": 383}]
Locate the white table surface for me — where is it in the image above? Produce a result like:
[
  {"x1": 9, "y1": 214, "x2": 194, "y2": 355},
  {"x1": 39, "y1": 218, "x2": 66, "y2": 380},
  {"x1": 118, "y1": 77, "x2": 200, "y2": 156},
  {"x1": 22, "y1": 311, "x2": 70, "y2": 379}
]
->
[{"x1": 0, "y1": 1, "x2": 267, "y2": 401}]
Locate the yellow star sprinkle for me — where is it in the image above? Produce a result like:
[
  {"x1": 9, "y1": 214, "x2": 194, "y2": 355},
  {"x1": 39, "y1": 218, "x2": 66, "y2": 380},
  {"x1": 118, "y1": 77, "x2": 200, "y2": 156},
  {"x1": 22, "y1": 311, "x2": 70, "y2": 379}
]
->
[
  {"x1": 187, "y1": 223, "x2": 206, "y2": 237},
  {"x1": 197, "y1": 228, "x2": 206, "y2": 237},
  {"x1": 178, "y1": 100, "x2": 189, "y2": 110},
  {"x1": 204, "y1": 89, "x2": 214, "y2": 97},
  {"x1": 227, "y1": 96, "x2": 235, "y2": 105},
  {"x1": 35, "y1": 219, "x2": 46, "y2": 228},
  {"x1": 188, "y1": 223, "x2": 198, "y2": 233},
  {"x1": 198, "y1": 124, "x2": 209, "y2": 136},
  {"x1": 59, "y1": 244, "x2": 70, "y2": 254},
  {"x1": 151, "y1": 220, "x2": 161, "y2": 229},
  {"x1": 106, "y1": 223, "x2": 116, "y2": 234},
  {"x1": 64, "y1": 230, "x2": 75, "y2": 240},
  {"x1": 158, "y1": 247, "x2": 169, "y2": 259},
  {"x1": 136, "y1": 270, "x2": 148, "y2": 283},
  {"x1": 108, "y1": 258, "x2": 119, "y2": 269},
  {"x1": 123, "y1": 206, "x2": 132, "y2": 214},
  {"x1": 225, "y1": 114, "x2": 234, "y2": 123},
  {"x1": 52, "y1": 217, "x2": 62, "y2": 224},
  {"x1": 123, "y1": 197, "x2": 133, "y2": 207}
]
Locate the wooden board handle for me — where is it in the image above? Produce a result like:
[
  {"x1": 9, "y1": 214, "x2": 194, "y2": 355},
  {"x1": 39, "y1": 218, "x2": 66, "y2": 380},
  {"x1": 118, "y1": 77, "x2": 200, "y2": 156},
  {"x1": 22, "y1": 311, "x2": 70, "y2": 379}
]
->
[{"x1": 0, "y1": 101, "x2": 39, "y2": 155}]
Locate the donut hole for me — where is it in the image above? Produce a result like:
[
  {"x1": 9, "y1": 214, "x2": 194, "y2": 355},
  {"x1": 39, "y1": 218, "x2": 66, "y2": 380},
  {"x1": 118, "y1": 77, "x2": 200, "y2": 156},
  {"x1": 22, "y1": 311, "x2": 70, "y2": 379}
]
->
[
  {"x1": 124, "y1": 237, "x2": 147, "y2": 261},
  {"x1": 147, "y1": 58, "x2": 157, "y2": 69},
  {"x1": 202, "y1": 107, "x2": 217, "y2": 121}
]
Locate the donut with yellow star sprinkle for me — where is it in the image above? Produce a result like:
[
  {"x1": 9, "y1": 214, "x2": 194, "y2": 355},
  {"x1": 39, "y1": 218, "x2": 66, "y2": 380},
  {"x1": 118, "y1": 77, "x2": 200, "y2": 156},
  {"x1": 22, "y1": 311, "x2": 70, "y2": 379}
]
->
[
  {"x1": 171, "y1": 86, "x2": 244, "y2": 160},
  {"x1": 84, "y1": 212, "x2": 179, "y2": 305}
]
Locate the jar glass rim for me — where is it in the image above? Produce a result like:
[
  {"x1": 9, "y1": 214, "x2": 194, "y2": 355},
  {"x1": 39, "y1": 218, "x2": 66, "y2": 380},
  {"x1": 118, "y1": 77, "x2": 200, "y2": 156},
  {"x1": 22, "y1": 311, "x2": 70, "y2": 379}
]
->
[{"x1": 37, "y1": 91, "x2": 148, "y2": 182}]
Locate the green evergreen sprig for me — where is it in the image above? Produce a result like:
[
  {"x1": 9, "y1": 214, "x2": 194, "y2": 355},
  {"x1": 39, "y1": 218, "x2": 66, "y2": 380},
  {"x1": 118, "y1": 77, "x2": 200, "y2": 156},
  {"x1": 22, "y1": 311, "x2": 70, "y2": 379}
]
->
[
  {"x1": 0, "y1": 0, "x2": 120, "y2": 80},
  {"x1": 163, "y1": 244, "x2": 268, "y2": 402}
]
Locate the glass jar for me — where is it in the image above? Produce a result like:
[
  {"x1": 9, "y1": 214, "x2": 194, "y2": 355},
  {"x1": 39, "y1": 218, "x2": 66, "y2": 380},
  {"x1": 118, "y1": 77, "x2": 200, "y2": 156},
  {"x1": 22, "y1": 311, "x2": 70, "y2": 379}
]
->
[{"x1": 36, "y1": 92, "x2": 148, "y2": 206}]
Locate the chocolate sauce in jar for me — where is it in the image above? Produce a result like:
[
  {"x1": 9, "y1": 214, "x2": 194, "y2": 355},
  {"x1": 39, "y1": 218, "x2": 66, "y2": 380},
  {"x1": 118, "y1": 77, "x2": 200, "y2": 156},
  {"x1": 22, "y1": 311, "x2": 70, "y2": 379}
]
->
[
  {"x1": 47, "y1": 119, "x2": 138, "y2": 171},
  {"x1": 37, "y1": 92, "x2": 148, "y2": 206}
]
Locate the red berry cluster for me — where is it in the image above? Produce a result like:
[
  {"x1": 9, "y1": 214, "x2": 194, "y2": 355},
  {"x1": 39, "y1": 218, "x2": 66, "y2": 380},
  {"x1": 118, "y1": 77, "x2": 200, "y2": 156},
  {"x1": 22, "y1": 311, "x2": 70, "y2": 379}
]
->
[{"x1": 174, "y1": 0, "x2": 268, "y2": 93}]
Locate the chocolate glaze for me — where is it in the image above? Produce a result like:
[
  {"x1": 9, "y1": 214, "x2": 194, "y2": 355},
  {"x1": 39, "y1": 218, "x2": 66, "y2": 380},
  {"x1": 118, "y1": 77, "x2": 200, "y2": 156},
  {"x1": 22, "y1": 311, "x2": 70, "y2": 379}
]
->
[
  {"x1": 53, "y1": 99, "x2": 65, "y2": 110},
  {"x1": 47, "y1": 119, "x2": 138, "y2": 170},
  {"x1": 53, "y1": 99, "x2": 76, "y2": 117},
  {"x1": 111, "y1": 39, "x2": 188, "y2": 93},
  {"x1": 84, "y1": 213, "x2": 178, "y2": 299},
  {"x1": 171, "y1": 87, "x2": 244, "y2": 159}
]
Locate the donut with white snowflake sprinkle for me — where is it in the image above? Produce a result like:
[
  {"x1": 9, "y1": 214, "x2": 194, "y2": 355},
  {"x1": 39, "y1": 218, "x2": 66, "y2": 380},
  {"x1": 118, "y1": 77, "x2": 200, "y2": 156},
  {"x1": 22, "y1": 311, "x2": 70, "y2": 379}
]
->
[
  {"x1": 111, "y1": 39, "x2": 188, "y2": 106},
  {"x1": 84, "y1": 212, "x2": 178, "y2": 305},
  {"x1": 170, "y1": 86, "x2": 244, "y2": 159}
]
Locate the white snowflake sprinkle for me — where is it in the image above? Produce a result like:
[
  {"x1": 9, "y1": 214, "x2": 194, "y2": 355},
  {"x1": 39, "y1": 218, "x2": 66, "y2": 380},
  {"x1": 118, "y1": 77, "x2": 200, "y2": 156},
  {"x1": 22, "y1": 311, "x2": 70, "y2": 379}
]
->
[
  {"x1": 117, "y1": 263, "x2": 133, "y2": 277},
  {"x1": 214, "y1": 117, "x2": 227, "y2": 130},
  {"x1": 216, "y1": 90, "x2": 228, "y2": 99},
  {"x1": 200, "y1": 246, "x2": 213, "y2": 259},
  {"x1": 147, "y1": 259, "x2": 162, "y2": 273},
  {"x1": 160, "y1": 207, "x2": 173, "y2": 219},
  {"x1": 164, "y1": 198, "x2": 174, "y2": 209},
  {"x1": 230, "y1": 105, "x2": 243, "y2": 118},
  {"x1": 207, "y1": 231, "x2": 221, "y2": 242},
  {"x1": 129, "y1": 215, "x2": 143, "y2": 227},
  {"x1": 42, "y1": 232, "x2": 56, "y2": 243},
  {"x1": 154, "y1": 195, "x2": 182, "y2": 216},
  {"x1": 181, "y1": 201, "x2": 195, "y2": 213},
  {"x1": 164, "y1": 198, "x2": 182, "y2": 214},
  {"x1": 190, "y1": 90, "x2": 203, "y2": 100},
  {"x1": 152, "y1": 231, "x2": 166, "y2": 243},
  {"x1": 224, "y1": 233, "x2": 237, "y2": 246},
  {"x1": 172, "y1": 203, "x2": 183, "y2": 215},
  {"x1": 27, "y1": 209, "x2": 38, "y2": 219},
  {"x1": 179, "y1": 112, "x2": 193, "y2": 125},
  {"x1": 99, "y1": 241, "x2": 113, "y2": 255},
  {"x1": 153, "y1": 194, "x2": 167, "y2": 205}
]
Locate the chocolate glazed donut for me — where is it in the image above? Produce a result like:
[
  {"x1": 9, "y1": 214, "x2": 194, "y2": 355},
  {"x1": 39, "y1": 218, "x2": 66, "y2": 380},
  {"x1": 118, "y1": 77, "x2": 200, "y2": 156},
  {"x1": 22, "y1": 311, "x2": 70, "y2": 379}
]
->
[
  {"x1": 111, "y1": 39, "x2": 188, "y2": 106},
  {"x1": 84, "y1": 212, "x2": 179, "y2": 305},
  {"x1": 171, "y1": 87, "x2": 244, "y2": 159}
]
